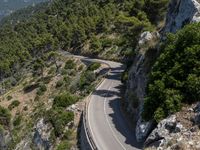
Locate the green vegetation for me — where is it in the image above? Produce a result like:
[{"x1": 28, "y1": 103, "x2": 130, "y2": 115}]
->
[
  {"x1": 88, "y1": 62, "x2": 101, "y2": 71},
  {"x1": 8, "y1": 100, "x2": 20, "y2": 110},
  {"x1": 36, "y1": 83, "x2": 47, "y2": 96},
  {"x1": 13, "y1": 115, "x2": 22, "y2": 127},
  {"x1": 7, "y1": 95, "x2": 12, "y2": 101},
  {"x1": 65, "y1": 60, "x2": 76, "y2": 70},
  {"x1": 0, "y1": 0, "x2": 168, "y2": 82},
  {"x1": 0, "y1": 106, "x2": 11, "y2": 127},
  {"x1": 47, "y1": 107, "x2": 74, "y2": 136},
  {"x1": 79, "y1": 71, "x2": 96, "y2": 90},
  {"x1": 56, "y1": 140, "x2": 71, "y2": 150},
  {"x1": 53, "y1": 92, "x2": 78, "y2": 108},
  {"x1": 142, "y1": 23, "x2": 200, "y2": 122}
]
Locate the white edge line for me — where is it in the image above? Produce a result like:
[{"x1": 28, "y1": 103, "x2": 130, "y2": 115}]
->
[{"x1": 104, "y1": 81, "x2": 127, "y2": 150}]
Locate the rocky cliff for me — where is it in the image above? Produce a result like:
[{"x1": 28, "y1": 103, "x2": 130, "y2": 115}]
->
[
  {"x1": 164, "y1": 0, "x2": 200, "y2": 33},
  {"x1": 125, "y1": 0, "x2": 200, "y2": 143}
]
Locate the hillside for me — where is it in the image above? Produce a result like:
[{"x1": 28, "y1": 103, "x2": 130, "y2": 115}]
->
[
  {"x1": 0, "y1": 0, "x2": 200, "y2": 149},
  {"x1": 0, "y1": 0, "x2": 48, "y2": 20}
]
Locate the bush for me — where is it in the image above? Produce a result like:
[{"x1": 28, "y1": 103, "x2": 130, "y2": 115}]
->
[
  {"x1": 42, "y1": 76, "x2": 53, "y2": 84},
  {"x1": 0, "y1": 106, "x2": 11, "y2": 127},
  {"x1": 87, "y1": 62, "x2": 101, "y2": 71},
  {"x1": 65, "y1": 59, "x2": 76, "y2": 70},
  {"x1": 56, "y1": 140, "x2": 71, "y2": 150},
  {"x1": 8, "y1": 100, "x2": 20, "y2": 110},
  {"x1": 13, "y1": 115, "x2": 22, "y2": 127},
  {"x1": 47, "y1": 108, "x2": 74, "y2": 136},
  {"x1": 48, "y1": 67, "x2": 56, "y2": 75},
  {"x1": 37, "y1": 84, "x2": 47, "y2": 96},
  {"x1": 79, "y1": 71, "x2": 95, "y2": 89},
  {"x1": 56, "y1": 80, "x2": 64, "y2": 88},
  {"x1": 39, "y1": 84, "x2": 47, "y2": 92},
  {"x1": 63, "y1": 129, "x2": 74, "y2": 140},
  {"x1": 7, "y1": 95, "x2": 12, "y2": 101},
  {"x1": 53, "y1": 92, "x2": 77, "y2": 108}
]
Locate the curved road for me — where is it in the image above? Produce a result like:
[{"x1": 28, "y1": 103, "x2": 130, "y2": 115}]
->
[
  {"x1": 61, "y1": 51, "x2": 142, "y2": 150},
  {"x1": 87, "y1": 59, "x2": 141, "y2": 150}
]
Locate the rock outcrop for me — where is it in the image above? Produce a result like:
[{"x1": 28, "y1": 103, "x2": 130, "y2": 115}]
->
[
  {"x1": 0, "y1": 128, "x2": 11, "y2": 150},
  {"x1": 145, "y1": 103, "x2": 200, "y2": 150},
  {"x1": 125, "y1": 31, "x2": 159, "y2": 142},
  {"x1": 33, "y1": 118, "x2": 53, "y2": 150},
  {"x1": 164, "y1": 0, "x2": 200, "y2": 33}
]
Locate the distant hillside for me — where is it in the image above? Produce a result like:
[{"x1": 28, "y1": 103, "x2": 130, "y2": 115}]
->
[{"x1": 0, "y1": 0, "x2": 48, "y2": 20}]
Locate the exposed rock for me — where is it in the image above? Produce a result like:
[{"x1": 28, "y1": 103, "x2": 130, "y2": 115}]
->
[
  {"x1": 136, "y1": 118, "x2": 154, "y2": 142},
  {"x1": 125, "y1": 31, "x2": 159, "y2": 142},
  {"x1": 164, "y1": 0, "x2": 200, "y2": 33},
  {"x1": 145, "y1": 103, "x2": 200, "y2": 150},
  {"x1": 145, "y1": 115, "x2": 184, "y2": 147},
  {"x1": 15, "y1": 137, "x2": 31, "y2": 150},
  {"x1": 0, "y1": 128, "x2": 11, "y2": 150},
  {"x1": 138, "y1": 31, "x2": 153, "y2": 46},
  {"x1": 33, "y1": 118, "x2": 53, "y2": 150}
]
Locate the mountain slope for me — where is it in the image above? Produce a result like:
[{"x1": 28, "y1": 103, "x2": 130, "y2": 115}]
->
[{"x1": 0, "y1": 0, "x2": 48, "y2": 20}]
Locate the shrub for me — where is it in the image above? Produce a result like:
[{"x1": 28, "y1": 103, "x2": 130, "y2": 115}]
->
[
  {"x1": 56, "y1": 140, "x2": 71, "y2": 150},
  {"x1": 63, "y1": 129, "x2": 74, "y2": 140},
  {"x1": 56, "y1": 80, "x2": 64, "y2": 88},
  {"x1": 53, "y1": 92, "x2": 77, "y2": 108},
  {"x1": 0, "y1": 106, "x2": 11, "y2": 127},
  {"x1": 87, "y1": 62, "x2": 101, "y2": 71},
  {"x1": 48, "y1": 67, "x2": 56, "y2": 75},
  {"x1": 8, "y1": 100, "x2": 20, "y2": 110},
  {"x1": 79, "y1": 71, "x2": 95, "y2": 89},
  {"x1": 65, "y1": 59, "x2": 76, "y2": 70},
  {"x1": 37, "y1": 84, "x2": 47, "y2": 96},
  {"x1": 78, "y1": 65, "x2": 84, "y2": 71},
  {"x1": 63, "y1": 76, "x2": 70, "y2": 84},
  {"x1": 47, "y1": 108, "x2": 74, "y2": 136},
  {"x1": 42, "y1": 76, "x2": 53, "y2": 84},
  {"x1": 7, "y1": 95, "x2": 12, "y2": 101},
  {"x1": 13, "y1": 115, "x2": 22, "y2": 127},
  {"x1": 39, "y1": 84, "x2": 47, "y2": 92},
  {"x1": 61, "y1": 69, "x2": 67, "y2": 75}
]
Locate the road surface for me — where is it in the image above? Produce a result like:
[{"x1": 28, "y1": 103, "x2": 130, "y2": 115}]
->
[
  {"x1": 87, "y1": 59, "x2": 141, "y2": 150},
  {"x1": 61, "y1": 51, "x2": 142, "y2": 150}
]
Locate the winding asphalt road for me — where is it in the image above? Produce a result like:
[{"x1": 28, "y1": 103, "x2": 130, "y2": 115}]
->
[
  {"x1": 86, "y1": 59, "x2": 141, "y2": 150},
  {"x1": 61, "y1": 51, "x2": 141, "y2": 150}
]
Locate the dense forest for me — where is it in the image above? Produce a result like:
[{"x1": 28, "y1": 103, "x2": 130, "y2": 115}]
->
[{"x1": 0, "y1": 0, "x2": 168, "y2": 82}]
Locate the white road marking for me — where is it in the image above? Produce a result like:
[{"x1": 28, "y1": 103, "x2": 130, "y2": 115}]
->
[
  {"x1": 104, "y1": 81, "x2": 127, "y2": 150},
  {"x1": 88, "y1": 79, "x2": 106, "y2": 148}
]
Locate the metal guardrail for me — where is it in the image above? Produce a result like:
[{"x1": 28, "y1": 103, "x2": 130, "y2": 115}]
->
[{"x1": 82, "y1": 62, "x2": 111, "y2": 150}]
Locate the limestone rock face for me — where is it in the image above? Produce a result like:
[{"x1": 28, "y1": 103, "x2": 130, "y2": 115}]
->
[
  {"x1": 164, "y1": 0, "x2": 200, "y2": 33},
  {"x1": 145, "y1": 115, "x2": 184, "y2": 147},
  {"x1": 145, "y1": 103, "x2": 200, "y2": 150},
  {"x1": 33, "y1": 118, "x2": 53, "y2": 150},
  {"x1": 125, "y1": 31, "x2": 159, "y2": 142},
  {"x1": 0, "y1": 129, "x2": 11, "y2": 150}
]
